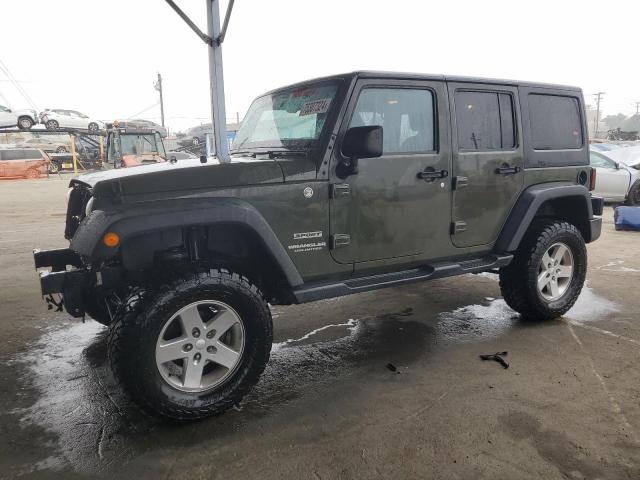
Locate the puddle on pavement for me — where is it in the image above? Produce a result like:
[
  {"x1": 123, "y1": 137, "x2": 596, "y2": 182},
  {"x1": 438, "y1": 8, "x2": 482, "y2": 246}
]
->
[{"x1": 9, "y1": 281, "x2": 620, "y2": 475}]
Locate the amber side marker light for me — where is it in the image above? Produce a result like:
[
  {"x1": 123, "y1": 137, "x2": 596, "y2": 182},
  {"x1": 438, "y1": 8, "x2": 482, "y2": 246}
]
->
[{"x1": 103, "y1": 232, "x2": 120, "y2": 247}]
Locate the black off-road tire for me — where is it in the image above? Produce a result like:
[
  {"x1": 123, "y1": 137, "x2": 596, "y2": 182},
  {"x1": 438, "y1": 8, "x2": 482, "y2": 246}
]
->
[
  {"x1": 625, "y1": 180, "x2": 640, "y2": 206},
  {"x1": 107, "y1": 269, "x2": 272, "y2": 421},
  {"x1": 499, "y1": 221, "x2": 587, "y2": 320}
]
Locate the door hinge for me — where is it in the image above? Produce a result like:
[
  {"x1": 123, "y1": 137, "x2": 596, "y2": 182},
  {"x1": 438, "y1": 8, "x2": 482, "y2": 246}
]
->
[
  {"x1": 451, "y1": 221, "x2": 467, "y2": 234},
  {"x1": 330, "y1": 234, "x2": 351, "y2": 249},
  {"x1": 453, "y1": 176, "x2": 469, "y2": 190},
  {"x1": 330, "y1": 183, "x2": 351, "y2": 199}
]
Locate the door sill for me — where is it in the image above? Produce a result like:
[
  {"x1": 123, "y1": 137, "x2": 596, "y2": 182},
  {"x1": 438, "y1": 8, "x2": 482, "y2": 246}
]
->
[{"x1": 293, "y1": 253, "x2": 513, "y2": 303}]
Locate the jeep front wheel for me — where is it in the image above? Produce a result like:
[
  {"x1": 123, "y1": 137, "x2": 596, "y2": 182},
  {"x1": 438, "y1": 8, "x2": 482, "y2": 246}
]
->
[
  {"x1": 107, "y1": 269, "x2": 272, "y2": 421},
  {"x1": 499, "y1": 221, "x2": 587, "y2": 320}
]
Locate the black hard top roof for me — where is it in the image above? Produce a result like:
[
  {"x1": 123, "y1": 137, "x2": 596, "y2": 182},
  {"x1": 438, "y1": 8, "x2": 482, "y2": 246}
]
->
[{"x1": 264, "y1": 71, "x2": 581, "y2": 95}]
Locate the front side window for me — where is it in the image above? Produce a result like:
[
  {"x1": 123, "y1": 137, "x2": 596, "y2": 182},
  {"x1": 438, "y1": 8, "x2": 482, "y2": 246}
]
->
[
  {"x1": 0, "y1": 105, "x2": 10, "y2": 113},
  {"x1": 529, "y1": 94, "x2": 583, "y2": 150},
  {"x1": 234, "y1": 83, "x2": 339, "y2": 150},
  {"x1": 348, "y1": 88, "x2": 435, "y2": 154},
  {"x1": 590, "y1": 151, "x2": 616, "y2": 169},
  {"x1": 455, "y1": 91, "x2": 516, "y2": 151}
]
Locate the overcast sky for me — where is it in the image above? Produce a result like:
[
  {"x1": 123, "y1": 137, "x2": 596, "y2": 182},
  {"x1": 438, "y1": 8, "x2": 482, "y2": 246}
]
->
[{"x1": 1, "y1": 0, "x2": 637, "y2": 132}]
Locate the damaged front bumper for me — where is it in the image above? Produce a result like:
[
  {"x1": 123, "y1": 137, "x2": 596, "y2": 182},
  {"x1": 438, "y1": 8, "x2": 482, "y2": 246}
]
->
[{"x1": 33, "y1": 248, "x2": 119, "y2": 318}]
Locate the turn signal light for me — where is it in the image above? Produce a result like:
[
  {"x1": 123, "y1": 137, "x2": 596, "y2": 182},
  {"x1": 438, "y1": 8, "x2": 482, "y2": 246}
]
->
[{"x1": 103, "y1": 232, "x2": 120, "y2": 247}]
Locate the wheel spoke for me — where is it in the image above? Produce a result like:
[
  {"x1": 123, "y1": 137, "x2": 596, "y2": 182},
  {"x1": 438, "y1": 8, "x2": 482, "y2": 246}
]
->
[
  {"x1": 183, "y1": 357, "x2": 205, "y2": 389},
  {"x1": 538, "y1": 270, "x2": 551, "y2": 290},
  {"x1": 156, "y1": 337, "x2": 190, "y2": 363},
  {"x1": 211, "y1": 342, "x2": 241, "y2": 369},
  {"x1": 556, "y1": 265, "x2": 573, "y2": 278},
  {"x1": 179, "y1": 305, "x2": 205, "y2": 333},
  {"x1": 541, "y1": 251, "x2": 553, "y2": 267},
  {"x1": 549, "y1": 279, "x2": 560, "y2": 298},
  {"x1": 553, "y1": 244, "x2": 568, "y2": 263},
  {"x1": 210, "y1": 310, "x2": 239, "y2": 338}
]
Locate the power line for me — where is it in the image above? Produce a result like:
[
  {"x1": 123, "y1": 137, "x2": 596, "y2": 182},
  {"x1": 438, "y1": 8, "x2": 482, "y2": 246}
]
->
[
  {"x1": 0, "y1": 59, "x2": 38, "y2": 110},
  {"x1": 126, "y1": 101, "x2": 160, "y2": 120}
]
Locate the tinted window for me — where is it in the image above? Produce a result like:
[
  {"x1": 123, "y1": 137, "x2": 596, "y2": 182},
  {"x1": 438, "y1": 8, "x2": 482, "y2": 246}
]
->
[
  {"x1": 455, "y1": 91, "x2": 516, "y2": 150},
  {"x1": 349, "y1": 88, "x2": 435, "y2": 153},
  {"x1": 529, "y1": 94, "x2": 583, "y2": 150},
  {"x1": 0, "y1": 149, "x2": 40, "y2": 160}
]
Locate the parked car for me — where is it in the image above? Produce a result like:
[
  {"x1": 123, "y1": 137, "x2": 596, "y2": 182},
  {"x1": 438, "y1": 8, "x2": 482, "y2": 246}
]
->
[
  {"x1": 590, "y1": 150, "x2": 640, "y2": 204},
  {"x1": 40, "y1": 109, "x2": 104, "y2": 132},
  {"x1": 34, "y1": 71, "x2": 603, "y2": 421},
  {"x1": 18, "y1": 137, "x2": 70, "y2": 153},
  {"x1": 177, "y1": 123, "x2": 213, "y2": 147},
  {"x1": 0, "y1": 148, "x2": 48, "y2": 178},
  {"x1": 604, "y1": 145, "x2": 640, "y2": 170},
  {"x1": 0, "y1": 104, "x2": 38, "y2": 130},
  {"x1": 118, "y1": 119, "x2": 168, "y2": 137},
  {"x1": 167, "y1": 150, "x2": 197, "y2": 161}
]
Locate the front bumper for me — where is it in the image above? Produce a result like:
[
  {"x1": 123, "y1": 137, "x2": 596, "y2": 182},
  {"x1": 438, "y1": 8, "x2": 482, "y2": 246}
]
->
[{"x1": 34, "y1": 248, "x2": 121, "y2": 318}]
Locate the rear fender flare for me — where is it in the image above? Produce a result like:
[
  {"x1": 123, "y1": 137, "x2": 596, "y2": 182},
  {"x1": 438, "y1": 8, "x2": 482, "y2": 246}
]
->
[{"x1": 495, "y1": 183, "x2": 594, "y2": 252}]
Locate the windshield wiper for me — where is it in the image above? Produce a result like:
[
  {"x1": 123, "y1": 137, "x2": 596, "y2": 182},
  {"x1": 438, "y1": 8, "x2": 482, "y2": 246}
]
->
[{"x1": 266, "y1": 149, "x2": 309, "y2": 159}]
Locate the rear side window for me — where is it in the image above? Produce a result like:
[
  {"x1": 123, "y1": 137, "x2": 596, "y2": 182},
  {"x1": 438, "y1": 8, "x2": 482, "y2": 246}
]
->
[
  {"x1": 528, "y1": 94, "x2": 583, "y2": 150},
  {"x1": 0, "y1": 149, "x2": 42, "y2": 160},
  {"x1": 455, "y1": 91, "x2": 516, "y2": 151},
  {"x1": 349, "y1": 88, "x2": 436, "y2": 154}
]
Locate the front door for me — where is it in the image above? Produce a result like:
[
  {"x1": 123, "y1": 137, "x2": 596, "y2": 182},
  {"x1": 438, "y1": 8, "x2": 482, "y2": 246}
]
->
[
  {"x1": 329, "y1": 80, "x2": 451, "y2": 264},
  {"x1": 590, "y1": 151, "x2": 630, "y2": 201},
  {"x1": 448, "y1": 83, "x2": 524, "y2": 248}
]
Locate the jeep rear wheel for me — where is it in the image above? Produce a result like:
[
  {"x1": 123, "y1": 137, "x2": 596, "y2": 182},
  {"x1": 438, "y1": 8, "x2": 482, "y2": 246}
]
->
[
  {"x1": 499, "y1": 221, "x2": 587, "y2": 320},
  {"x1": 107, "y1": 269, "x2": 272, "y2": 421}
]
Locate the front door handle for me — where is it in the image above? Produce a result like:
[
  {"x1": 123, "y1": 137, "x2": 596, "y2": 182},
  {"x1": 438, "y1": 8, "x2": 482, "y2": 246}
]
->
[
  {"x1": 495, "y1": 164, "x2": 522, "y2": 175},
  {"x1": 417, "y1": 167, "x2": 449, "y2": 182}
]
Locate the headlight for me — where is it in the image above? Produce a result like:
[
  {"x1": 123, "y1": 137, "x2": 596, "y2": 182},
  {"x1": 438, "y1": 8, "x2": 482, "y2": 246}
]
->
[{"x1": 85, "y1": 196, "x2": 95, "y2": 216}]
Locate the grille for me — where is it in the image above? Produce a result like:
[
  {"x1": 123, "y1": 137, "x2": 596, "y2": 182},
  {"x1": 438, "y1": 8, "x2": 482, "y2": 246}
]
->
[{"x1": 64, "y1": 184, "x2": 92, "y2": 240}]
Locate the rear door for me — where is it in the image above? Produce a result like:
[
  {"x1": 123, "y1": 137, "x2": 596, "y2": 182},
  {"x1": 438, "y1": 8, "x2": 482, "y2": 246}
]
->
[
  {"x1": 448, "y1": 83, "x2": 524, "y2": 247},
  {"x1": 0, "y1": 105, "x2": 16, "y2": 127}
]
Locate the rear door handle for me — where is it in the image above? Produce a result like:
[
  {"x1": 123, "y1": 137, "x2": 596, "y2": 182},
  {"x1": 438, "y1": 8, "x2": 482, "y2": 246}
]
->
[
  {"x1": 495, "y1": 164, "x2": 521, "y2": 175},
  {"x1": 417, "y1": 167, "x2": 449, "y2": 182}
]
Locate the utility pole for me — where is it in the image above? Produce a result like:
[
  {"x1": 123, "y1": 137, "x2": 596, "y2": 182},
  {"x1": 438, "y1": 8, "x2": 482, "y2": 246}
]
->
[
  {"x1": 635, "y1": 102, "x2": 640, "y2": 115},
  {"x1": 165, "y1": 0, "x2": 234, "y2": 162},
  {"x1": 154, "y1": 73, "x2": 165, "y2": 127},
  {"x1": 593, "y1": 92, "x2": 605, "y2": 138}
]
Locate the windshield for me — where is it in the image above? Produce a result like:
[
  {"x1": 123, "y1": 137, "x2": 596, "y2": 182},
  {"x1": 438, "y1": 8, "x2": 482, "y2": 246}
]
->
[
  {"x1": 233, "y1": 82, "x2": 338, "y2": 150},
  {"x1": 107, "y1": 132, "x2": 166, "y2": 166}
]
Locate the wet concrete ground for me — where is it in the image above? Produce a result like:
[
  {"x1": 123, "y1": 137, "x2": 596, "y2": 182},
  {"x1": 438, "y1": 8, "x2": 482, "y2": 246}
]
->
[{"x1": 2, "y1": 177, "x2": 640, "y2": 479}]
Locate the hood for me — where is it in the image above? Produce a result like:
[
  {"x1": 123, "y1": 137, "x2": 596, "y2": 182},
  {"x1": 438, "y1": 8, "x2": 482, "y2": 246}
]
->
[{"x1": 77, "y1": 155, "x2": 318, "y2": 200}]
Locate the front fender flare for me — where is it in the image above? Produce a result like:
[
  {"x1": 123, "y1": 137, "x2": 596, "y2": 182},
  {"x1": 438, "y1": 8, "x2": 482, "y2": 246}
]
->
[{"x1": 71, "y1": 198, "x2": 303, "y2": 287}]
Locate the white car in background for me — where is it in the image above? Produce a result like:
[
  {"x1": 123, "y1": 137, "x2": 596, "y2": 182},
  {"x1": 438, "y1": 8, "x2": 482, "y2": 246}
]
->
[
  {"x1": 0, "y1": 104, "x2": 38, "y2": 130},
  {"x1": 40, "y1": 109, "x2": 104, "y2": 132},
  {"x1": 590, "y1": 150, "x2": 640, "y2": 205}
]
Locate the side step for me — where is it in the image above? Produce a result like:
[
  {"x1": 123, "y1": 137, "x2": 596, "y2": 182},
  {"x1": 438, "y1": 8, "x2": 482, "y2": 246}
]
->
[{"x1": 293, "y1": 253, "x2": 512, "y2": 304}]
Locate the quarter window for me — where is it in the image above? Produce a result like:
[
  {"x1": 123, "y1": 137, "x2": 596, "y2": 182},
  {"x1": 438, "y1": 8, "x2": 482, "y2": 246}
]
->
[
  {"x1": 349, "y1": 88, "x2": 435, "y2": 154},
  {"x1": 455, "y1": 91, "x2": 516, "y2": 151},
  {"x1": 529, "y1": 94, "x2": 583, "y2": 150}
]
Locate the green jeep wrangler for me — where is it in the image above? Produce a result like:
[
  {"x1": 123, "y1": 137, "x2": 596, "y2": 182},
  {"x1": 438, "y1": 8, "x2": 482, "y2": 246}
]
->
[{"x1": 34, "y1": 72, "x2": 603, "y2": 421}]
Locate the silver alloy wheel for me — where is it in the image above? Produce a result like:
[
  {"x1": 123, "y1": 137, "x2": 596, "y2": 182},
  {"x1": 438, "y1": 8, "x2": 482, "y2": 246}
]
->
[
  {"x1": 19, "y1": 117, "x2": 32, "y2": 129},
  {"x1": 537, "y1": 242, "x2": 574, "y2": 301},
  {"x1": 155, "y1": 300, "x2": 245, "y2": 392}
]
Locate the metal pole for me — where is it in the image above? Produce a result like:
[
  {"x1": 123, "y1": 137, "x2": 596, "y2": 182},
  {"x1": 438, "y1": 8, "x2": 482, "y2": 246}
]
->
[
  {"x1": 206, "y1": 0, "x2": 230, "y2": 162},
  {"x1": 70, "y1": 134, "x2": 78, "y2": 175},
  {"x1": 157, "y1": 73, "x2": 166, "y2": 128},
  {"x1": 593, "y1": 92, "x2": 605, "y2": 138}
]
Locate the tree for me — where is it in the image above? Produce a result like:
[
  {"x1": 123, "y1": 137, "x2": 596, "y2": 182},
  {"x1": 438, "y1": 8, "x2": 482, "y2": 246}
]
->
[{"x1": 602, "y1": 113, "x2": 627, "y2": 130}]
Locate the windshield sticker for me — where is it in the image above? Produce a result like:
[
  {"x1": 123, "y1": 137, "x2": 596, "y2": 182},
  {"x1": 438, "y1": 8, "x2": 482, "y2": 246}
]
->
[{"x1": 299, "y1": 98, "x2": 332, "y2": 116}]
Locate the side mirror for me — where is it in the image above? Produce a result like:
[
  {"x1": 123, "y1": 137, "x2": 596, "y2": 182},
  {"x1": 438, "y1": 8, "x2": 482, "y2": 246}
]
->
[
  {"x1": 337, "y1": 125, "x2": 383, "y2": 178},
  {"x1": 615, "y1": 162, "x2": 621, "y2": 170}
]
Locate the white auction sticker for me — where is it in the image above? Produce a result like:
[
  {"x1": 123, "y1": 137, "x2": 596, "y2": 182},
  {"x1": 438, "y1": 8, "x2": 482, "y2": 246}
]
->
[{"x1": 299, "y1": 98, "x2": 332, "y2": 116}]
